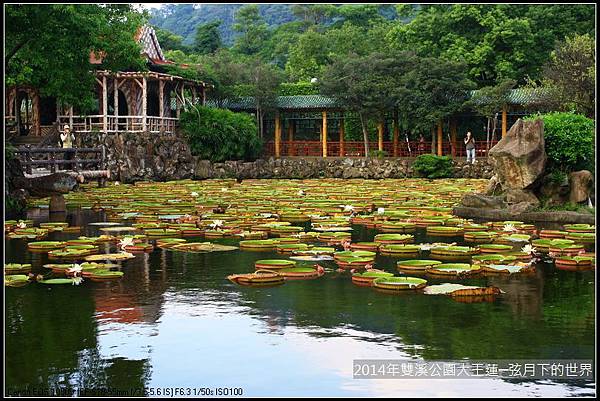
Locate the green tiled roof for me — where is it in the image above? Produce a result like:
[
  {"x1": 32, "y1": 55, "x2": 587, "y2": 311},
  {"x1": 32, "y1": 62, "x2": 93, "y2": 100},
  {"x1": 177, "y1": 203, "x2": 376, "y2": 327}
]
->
[
  {"x1": 209, "y1": 95, "x2": 341, "y2": 111},
  {"x1": 469, "y1": 88, "x2": 552, "y2": 106},
  {"x1": 209, "y1": 89, "x2": 551, "y2": 111}
]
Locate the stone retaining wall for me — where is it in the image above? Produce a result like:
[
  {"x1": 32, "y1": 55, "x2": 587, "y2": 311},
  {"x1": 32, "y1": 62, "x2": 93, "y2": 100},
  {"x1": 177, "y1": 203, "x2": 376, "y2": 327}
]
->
[{"x1": 81, "y1": 131, "x2": 494, "y2": 182}]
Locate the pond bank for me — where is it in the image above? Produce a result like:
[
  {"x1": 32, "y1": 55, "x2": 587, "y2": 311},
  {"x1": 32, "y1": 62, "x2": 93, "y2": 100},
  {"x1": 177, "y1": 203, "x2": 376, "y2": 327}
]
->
[
  {"x1": 80, "y1": 131, "x2": 493, "y2": 182},
  {"x1": 453, "y1": 206, "x2": 595, "y2": 224}
]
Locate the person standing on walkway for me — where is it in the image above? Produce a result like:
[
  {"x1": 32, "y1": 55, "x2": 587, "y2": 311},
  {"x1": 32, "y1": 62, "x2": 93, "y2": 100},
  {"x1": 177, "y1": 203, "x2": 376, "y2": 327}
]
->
[
  {"x1": 464, "y1": 131, "x2": 476, "y2": 164},
  {"x1": 60, "y1": 124, "x2": 75, "y2": 170}
]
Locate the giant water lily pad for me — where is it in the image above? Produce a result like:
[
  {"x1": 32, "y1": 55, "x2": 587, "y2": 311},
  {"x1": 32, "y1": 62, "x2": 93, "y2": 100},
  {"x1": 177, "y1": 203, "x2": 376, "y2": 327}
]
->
[
  {"x1": 424, "y1": 283, "x2": 504, "y2": 296},
  {"x1": 170, "y1": 242, "x2": 238, "y2": 253},
  {"x1": 5, "y1": 275, "x2": 30, "y2": 287},
  {"x1": 372, "y1": 277, "x2": 427, "y2": 290}
]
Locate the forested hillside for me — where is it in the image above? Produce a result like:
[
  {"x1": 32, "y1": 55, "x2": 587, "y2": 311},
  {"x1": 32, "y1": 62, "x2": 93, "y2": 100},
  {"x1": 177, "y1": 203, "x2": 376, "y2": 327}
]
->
[{"x1": 150, "y1": 4, "x2": 301, "y2": 45}]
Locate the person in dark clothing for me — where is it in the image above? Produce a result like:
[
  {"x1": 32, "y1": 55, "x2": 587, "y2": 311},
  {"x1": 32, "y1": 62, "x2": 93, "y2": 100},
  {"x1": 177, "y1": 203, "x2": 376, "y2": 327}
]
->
[{"x1": 464, "y1": 131, "x2": 476, "y2": 164}]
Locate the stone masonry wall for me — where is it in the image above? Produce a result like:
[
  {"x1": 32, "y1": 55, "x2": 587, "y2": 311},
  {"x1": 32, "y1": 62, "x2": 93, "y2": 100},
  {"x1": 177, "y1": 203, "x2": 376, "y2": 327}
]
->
[{"x1": 81, "y1": 131, "x2": 493, "y2": 182}]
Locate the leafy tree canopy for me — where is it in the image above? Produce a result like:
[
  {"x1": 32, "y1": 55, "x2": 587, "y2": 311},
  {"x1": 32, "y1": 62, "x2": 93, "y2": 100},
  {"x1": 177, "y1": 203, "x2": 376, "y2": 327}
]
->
[{"x1": 6, "y1": 4, "x2": 147, "y2": 111}]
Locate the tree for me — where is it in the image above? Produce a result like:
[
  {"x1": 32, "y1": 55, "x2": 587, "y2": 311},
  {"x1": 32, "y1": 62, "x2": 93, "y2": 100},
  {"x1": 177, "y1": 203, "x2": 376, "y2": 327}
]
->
[
  {"x1": 285, "y1": 29, "x2": 330, "y2": 82},
  {"x1": 291, "y1": 4, "x2": 336, "y2": 28},
  {"x1": 385, "y1": 4, "x2": 594, "y2": 86},
  {"x1": 154, "y1": 27, "x2": 187, "y2": 52},
  {"x1": 399, "y1": 56, "x2": 475, "y2": 144},
  {"x1": 469, "y1": 79, "x2": 516, "y2": 151},
  {"x1": 194, "y1": 20, "x2": 223, "y2": 55},
  {"x1": 542, "y1": 34, "x2": 595, "y2": 118},
  {"x1": 320, "y1": 52, "x2": 408, "y2": 156},
  {"x1": 6, "y1": 4, "x2": 146, "y2": 111},
  {"x1": 244, "y1": 59, "x2": 284, "y2": 138},
  {"x1": 232, "y1": 5, "x2": 270, "y2": 56}
]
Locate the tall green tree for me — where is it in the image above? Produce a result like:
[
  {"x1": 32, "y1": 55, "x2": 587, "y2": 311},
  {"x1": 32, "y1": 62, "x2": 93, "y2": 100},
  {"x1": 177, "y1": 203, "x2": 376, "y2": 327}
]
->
[
  {"x1": 320, "y1": 52, "x2": 408, "y2": 156},
  {"x1": 244, "y1": 59, "x2": 284, "y2": 138},
  {"x1": 6, "y1": 4, "x2": 146, "y2": 111},
  {"x1": 385, "y1": 4, "x2": 594, "y2": 86},
  {"x1": 232, "y1": 5, "x2": 270, "y2": 56},
  {"x1": 469, "y1": 79, "x2": 516, "y2": 150},
  {"x1": 194, "y1": 20, "x2": 223, "y2": 55},
  {"x1": 400, "y1": 56, "x2": 475, "y2": 136},
  {"x1": 542, "y1": 34, "x2": 595, "y2": 118},
  {"x1": 154, "y1": 26, "x2": 187, "y2": 52},
  {"x1": 290, "y1": 4, "x2": 336, "y2": 29}
]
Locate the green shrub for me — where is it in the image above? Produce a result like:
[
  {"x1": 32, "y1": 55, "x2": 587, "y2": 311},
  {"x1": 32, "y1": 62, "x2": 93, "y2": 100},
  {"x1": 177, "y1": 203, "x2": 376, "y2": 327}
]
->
[
  {"x1": 368, "y1": 150, "x2": 387, "y2": 159},
  {"x1": 524, "y1": 112, "x2": 595, "y2": 174},
  {"x1": 412, "y1": 154, "x2": 454, "y2": 179},
  {"x1": 179, "y1": 106, "x2": 262, "y2": 162},
  {"x1": 5, "y1": 144, "x2": 16, "y2": 161}
]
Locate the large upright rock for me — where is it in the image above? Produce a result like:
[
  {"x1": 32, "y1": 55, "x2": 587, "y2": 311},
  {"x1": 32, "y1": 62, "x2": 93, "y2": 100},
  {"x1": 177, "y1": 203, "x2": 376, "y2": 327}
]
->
[
  {"x1": 569, "y1": 170, "x2": 594, "y2": 203},
  {"x1": 488, "y1": 118, "x2": 546, "y2": 190}
]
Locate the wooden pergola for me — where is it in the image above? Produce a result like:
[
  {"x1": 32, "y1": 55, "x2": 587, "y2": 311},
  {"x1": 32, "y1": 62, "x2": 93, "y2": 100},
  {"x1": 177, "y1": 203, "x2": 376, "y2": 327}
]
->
[{"x1": 56, "y1": 70, "x2": 207, "y2": 134}]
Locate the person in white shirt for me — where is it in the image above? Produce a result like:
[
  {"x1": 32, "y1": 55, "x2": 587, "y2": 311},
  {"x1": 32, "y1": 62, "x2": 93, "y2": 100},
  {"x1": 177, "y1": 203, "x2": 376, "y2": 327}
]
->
[{"x1": 60, "y1": 124, "x2": 75, "y2": 169}]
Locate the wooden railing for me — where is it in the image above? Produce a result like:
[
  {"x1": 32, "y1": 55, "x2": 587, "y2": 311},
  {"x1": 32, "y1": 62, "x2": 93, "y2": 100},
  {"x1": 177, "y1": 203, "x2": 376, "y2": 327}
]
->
[
  {"x1": 56, "y1": 115, "x2": 178, "y2": 133},
  {"x1": 263, "y1": 140, "x2": 499, "y2": 158},
  {"x1": 14, "y1": 146, "x2": 106, "y2": 175}
]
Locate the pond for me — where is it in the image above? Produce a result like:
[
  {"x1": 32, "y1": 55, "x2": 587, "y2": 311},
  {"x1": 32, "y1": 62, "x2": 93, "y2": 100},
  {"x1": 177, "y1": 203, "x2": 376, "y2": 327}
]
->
[{"x1": 4, "y1": 179, "x2": 596, "y2": 397}]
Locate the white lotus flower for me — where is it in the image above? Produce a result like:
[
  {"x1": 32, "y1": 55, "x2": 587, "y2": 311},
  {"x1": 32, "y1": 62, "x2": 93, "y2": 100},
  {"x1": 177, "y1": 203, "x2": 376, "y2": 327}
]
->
[
  {"x1": 72, "y1": 276, "x2": 84, "y2": 286},
  {"x1": 260, "y1": 213, "x2": 275, "y2": 218},
  {"x1": 221, "y1": 187, "x2": 228, "y2": 192},
  {"x1": 209, "y1": 220, "x2": 224, "y2": 230},
  {"x1": 16, "y1": 222, "x2": 27, "y2": 229},
  {"x1": 119, "y1": 251, "x2": 135, "y2": 258},
  {"x1": 308, "y1": 214, "x2": 321, "y2": 219},
  {"x1": 118, "y1": 236, "x2": 135, "y2": 250},
  {"x1": 190, "y1": 191, "x2": 199, "y2": 197},
  {"x1": 67, "y1": 264, "x2": 83, "y2": 276},
  {"x1": 503, "y1": 223, "x2": 517, "y2": 232},
  {"x1": 343, "y1": 205, "x2": 354, "y2": 212},
  {"x1": 420, "y1": 243, "x2": 433, "y2": 251},
  {"x1": 521, "y1": 244, "x2": 536, "y2": 255},
  {"x1": 377, "y1": 207, "x2": 385, "y2": 215},
  {"x1": 114, "y1": 181, "x2": 120, "y2": 186},
  {"x1": 298, "y1": 190, "x2": 306, "y2": 196}
]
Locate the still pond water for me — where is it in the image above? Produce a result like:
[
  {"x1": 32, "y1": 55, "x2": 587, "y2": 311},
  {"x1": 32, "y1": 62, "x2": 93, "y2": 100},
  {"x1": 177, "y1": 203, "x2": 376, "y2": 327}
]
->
[{"x1": 5, "y1": 208, "x2": 595, "y2": 397}]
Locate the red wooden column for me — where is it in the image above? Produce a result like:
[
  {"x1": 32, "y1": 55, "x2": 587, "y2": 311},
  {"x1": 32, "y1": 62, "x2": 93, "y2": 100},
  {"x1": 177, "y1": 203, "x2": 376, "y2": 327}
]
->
[
  {"x1": 450, "y1": 117, "x2": 457, "y2": 157},
  {"x1": 392, "y1": 111, "x2": 399, "y2": 157},
  {"x1": 378, "y1": 121, "x2": 384, "y2": 152},
  {"x1": 322, "y1": 111, "x2": 328, "y2": 157},
  {"x1": 339, "y1": 117, "x2": 345, "y2": 157},
  {"x1": 437, "y1": 119, "x2": 443, "y2": 156},
  {"x1": 275, "y1": 111, "x2": 281, "y2": 157},
  {"x1": 502, "y1": 105, "x2": 508, "y2": 138},
  {"x1": 287, "y1": 119, "x2": 294, "y2": 156}
]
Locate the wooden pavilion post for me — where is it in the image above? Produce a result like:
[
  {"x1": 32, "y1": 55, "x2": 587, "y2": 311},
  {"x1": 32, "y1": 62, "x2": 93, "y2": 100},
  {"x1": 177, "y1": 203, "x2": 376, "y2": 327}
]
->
[
  {"x1": 142, "y1": 76, "x2": 147, "y2": 132},
  {"x1": 114, "y1": 77, "x2": 119, "y2": 131},
  {"x1": 437, "y1": 119, "x2": 443, "y2": 156},
  {"x1": 69, "y1": 106, "x2": 73, "y2": 131},
  {"x1": 274, "y1": 110, "x2": 281, "y2": 157},
  {"x1": 287, "y1": 119, "x2": 294, "y2": 156},
  {"x1": 176, "y1": 83, "x2": 181, "y2": 119},
  {"x1": 392, "y1": 111, "x2": 399, "y2": 157},
  {"x1": 501, "y1": 104, "x2": 508, "y2": 138},
  {"x1": 322, "y1": 111, "x2": 328, "y2": 157},
  {"x1": 202, "y1": 85, "x2": 206, "y2": 106},
  {"x1": 378, "y1": 121, "x2": 384, "y2": 152},
  {"x1": 450, "y1": 117, "x2": 457, "y2": 157},
  {"x1": 159, "y1": 80, "x2": 165, "y2": 132},
  {"x1": 339, "y1": 116, "x2": 345, "y2": 157},
  {"x1": 102, "y1": 75, "x2": 108, "y2": 132}
]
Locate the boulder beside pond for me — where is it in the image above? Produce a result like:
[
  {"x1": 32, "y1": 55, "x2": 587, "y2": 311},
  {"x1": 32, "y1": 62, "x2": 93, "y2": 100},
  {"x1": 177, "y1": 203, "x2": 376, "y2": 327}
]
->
[
  {"x1": 488, "y1": 118, "x2": 546, "y2": 190},
  {"x1": 569, "y1": 170, "x2": 594, "y2": 204}
]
